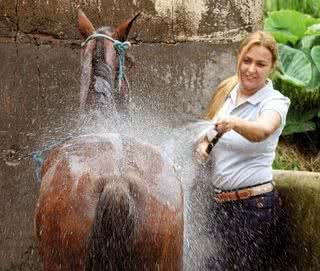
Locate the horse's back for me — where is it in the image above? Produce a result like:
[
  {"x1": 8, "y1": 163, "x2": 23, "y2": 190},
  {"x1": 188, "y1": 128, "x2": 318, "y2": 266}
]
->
[{"x1": 35, "y1": 133, "x2": 183, "y2": 270}]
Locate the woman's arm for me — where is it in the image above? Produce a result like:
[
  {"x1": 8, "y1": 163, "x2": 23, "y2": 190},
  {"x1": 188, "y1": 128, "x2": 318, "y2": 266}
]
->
[
  {"x1": 216, "y1": 111, "x2": 281, "y2": 142},
  {"x1": 195, "y1": 111, "x2": 282, "y2": 160}
]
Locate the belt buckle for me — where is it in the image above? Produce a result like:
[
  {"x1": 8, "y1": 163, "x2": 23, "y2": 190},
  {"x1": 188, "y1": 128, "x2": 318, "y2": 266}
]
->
[{"x1": 237, "y1": 189, "x2": 251, "y2": 200}]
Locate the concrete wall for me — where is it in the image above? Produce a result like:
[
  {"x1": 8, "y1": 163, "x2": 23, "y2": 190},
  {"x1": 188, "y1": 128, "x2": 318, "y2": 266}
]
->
[
  {"x1": 0, "y1": 0, "x2": 265, "y2": 269},
  {"x1": 274, "y1": 170, "x2": 320, "y2": 271},
  {"x1": 0, "y1": 0, "x2": 263, "y2": 43}
]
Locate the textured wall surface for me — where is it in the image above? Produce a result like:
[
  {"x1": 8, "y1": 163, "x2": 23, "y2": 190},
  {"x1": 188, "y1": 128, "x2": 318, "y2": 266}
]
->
[
  {"x1": 0, "y1": 0, "x2": 263, "y2": 269},
  {"x1": 274, "y1": 170, "x2": 320, "y2": 271},
  {"x1": 0, "y1": 0, "x2": 263, "y2": 43}
]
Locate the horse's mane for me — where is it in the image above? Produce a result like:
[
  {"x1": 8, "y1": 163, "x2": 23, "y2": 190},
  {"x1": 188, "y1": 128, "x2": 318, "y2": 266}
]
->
[
  {"x1": 79, "y1": 27, "x2": 115, "y2": 114},
  {"x1": 80, "y1": 43, "x2": 93, "y2": 113}
]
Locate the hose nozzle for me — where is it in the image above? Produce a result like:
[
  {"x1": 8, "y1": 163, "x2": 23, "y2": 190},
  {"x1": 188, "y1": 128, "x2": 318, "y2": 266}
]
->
[{"x1": 205, "y1": 132, "x2": 222, "y2": 154}]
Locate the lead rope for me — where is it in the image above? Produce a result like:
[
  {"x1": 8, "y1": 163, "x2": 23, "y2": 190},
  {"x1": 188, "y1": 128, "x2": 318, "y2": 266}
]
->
[{"x1": 113, "y1": 39, "x2": 131, "y2": 94}]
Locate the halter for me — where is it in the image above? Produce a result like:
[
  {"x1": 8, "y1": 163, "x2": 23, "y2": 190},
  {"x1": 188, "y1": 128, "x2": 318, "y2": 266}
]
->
[{"x1": 81, "y1": 33, "x2": 131, "y2": 94}]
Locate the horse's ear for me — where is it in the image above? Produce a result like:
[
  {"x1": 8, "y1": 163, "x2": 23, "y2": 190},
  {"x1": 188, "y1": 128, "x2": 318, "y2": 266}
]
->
[
  {"x1": 78, "y1": 9, "x2": 95, "y2": 38},
  {"x1": 114, "y1": 13, "x2": 140, "y2": 41}
]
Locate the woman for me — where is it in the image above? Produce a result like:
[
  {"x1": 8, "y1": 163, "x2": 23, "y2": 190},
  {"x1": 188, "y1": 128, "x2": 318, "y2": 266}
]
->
[{"x1": 196, "y1": 31, "x2": 290, "y2": 270}]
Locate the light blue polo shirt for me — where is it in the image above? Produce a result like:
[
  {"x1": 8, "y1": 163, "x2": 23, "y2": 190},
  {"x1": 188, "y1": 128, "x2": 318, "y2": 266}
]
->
[{"x1": 211, "y1": 80, "x2": 290, "y2": 190}]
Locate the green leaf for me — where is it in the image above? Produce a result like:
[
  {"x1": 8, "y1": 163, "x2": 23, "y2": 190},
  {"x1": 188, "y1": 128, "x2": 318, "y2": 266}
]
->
[
  {"x1": 278, "y1": 44, "x2": 312, "y2": 86},
  {"x1": 307, "y1": 65, "x2": 320, "y2": 89},
  {"x1": 283, "y1": 121, "x2": 316, "y2": 135},
  {"x1": 264, "y1": 0, "x2": 278, "y2": 12},
  {"x1": 311, "y1": 45, "x2": 320, "y2": 72},
  {"x1": 308, "y1": 0, "x2": 320, "y2": 18},
  {"x1": 298, "y1": 38, "x2": 320, "y2": 88},
  {"x1": 305, "y1": 24, "x2": 320, "y2": 35},
  {"x1": 304, "y1": 15, "x2": 320, "y2": 28},
  {"x1": 288, "y1": 107, "x2": 319, "y2": 122},
  {"x1": 272, "y1": 71, "x2": 320, "y2": 111},
  {"x1": 264, "y1": 10, "x2": 311, "y2": 45},
  {"x1": 264, "y1": 17, "x2": 299, "y2": 45},
  {"x1": 299, "y1": 35, "x2": 320, "y2": 55},
  {"x1": 264, "y1": 0, "x2": 320, "y2": 19},
  {"x1": 265, "y1": 11, "x2": 320, "y2": 113},
  {"x1": 283, "y1": 108, "x2": 318, "y2": 135},
  {"x1": 269, "y1": 30, "x2": 299, "y2": 45}
]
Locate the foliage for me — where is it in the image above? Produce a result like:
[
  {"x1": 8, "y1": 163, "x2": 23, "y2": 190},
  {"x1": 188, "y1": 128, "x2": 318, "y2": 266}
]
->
[
  {"x1": 264, "y1": 9, "x2": 320, "y2": 135},
  {"x1": 265, "y1": 10, "x2": 320, "y2": 45},
  {"x1": 273, "y1": 139, "x2": 320, "y2": 172},
  {"x1": 281, "y1": 107, "x2": 317, "y2": 135},
  {"x1": 273, "y1": 141, "x2": 304, "y2": 171},
  {"x1": 264, "y1": 0, "x2": 320, "y2": 18}
]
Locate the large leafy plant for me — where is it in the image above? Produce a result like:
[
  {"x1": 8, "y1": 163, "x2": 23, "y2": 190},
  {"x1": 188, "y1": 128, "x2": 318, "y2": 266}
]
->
[
  {"x1": 264, "y1": 10, "x2": 320, "y2": 135},
  {"x1": 264, "y1": 0, "x2": 320, "y2": 18}
]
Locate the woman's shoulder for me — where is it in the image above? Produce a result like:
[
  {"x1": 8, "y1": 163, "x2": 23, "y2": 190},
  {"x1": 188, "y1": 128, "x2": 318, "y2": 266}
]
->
[{"x1": 260, "y1": 82, "x2": 291, "y2": 119}]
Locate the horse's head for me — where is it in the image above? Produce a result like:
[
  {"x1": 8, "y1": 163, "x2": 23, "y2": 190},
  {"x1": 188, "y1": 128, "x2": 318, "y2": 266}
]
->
[{"x1": 78, "y1": 9, "x2": 139, "y2": 117}]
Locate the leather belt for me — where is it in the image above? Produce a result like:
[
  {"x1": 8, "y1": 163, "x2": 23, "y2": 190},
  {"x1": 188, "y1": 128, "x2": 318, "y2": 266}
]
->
[{"x1": 214, "y1": 182, "x2": 274, "y2": 203}]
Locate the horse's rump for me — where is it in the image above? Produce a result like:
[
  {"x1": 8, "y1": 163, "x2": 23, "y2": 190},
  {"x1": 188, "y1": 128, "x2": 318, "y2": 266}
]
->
[{"x1": 35, "y1": 133, "x2": 184, "y2": 270}]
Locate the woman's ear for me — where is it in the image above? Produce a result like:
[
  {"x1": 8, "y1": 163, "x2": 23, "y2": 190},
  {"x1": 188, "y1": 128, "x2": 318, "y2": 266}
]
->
[{"x1": 78, "y1": 9, "x2": 95, "y2": 39}]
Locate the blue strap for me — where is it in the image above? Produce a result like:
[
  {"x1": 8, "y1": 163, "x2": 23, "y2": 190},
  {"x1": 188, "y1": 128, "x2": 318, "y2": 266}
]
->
[
  {"x1": 32, "y1": 151, "x2": 43, "y2": 183},
  {"x1": 31, "y1": 136, "x2": 72, "y2": 183}
]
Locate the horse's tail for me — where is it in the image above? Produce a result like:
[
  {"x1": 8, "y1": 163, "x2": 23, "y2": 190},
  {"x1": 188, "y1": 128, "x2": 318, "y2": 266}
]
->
[{"x1": 85, "y1": 181, "x2": 137, "y2": 271}]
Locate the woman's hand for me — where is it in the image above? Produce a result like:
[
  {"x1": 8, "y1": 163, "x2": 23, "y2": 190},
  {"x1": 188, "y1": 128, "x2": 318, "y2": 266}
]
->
[
  {"x1": 194, "y1": 136, "x2": 210, "y2": 161},
  {"x1": 215, "y1": 116, "x2": 239, "y2": 134}
]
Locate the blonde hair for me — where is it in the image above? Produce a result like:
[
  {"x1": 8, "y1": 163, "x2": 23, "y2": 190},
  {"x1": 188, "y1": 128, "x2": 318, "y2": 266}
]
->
[{"x1": 204, "y1": 31, "x2": 278, "y2": 120}]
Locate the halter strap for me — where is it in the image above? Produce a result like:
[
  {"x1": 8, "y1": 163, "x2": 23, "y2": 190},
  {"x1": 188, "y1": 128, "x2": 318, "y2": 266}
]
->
[{"x1": 81, "y1": 33, "x2": 131, "y2": 94}]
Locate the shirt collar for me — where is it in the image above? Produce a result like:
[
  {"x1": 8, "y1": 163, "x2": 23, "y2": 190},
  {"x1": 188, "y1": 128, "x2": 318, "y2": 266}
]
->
[
  {"x1": 229, "y1": 84, "x2": 238, "y2": 105},
  {"x1": 229, "y1": 79, "x2": 273, "y2": 105}
]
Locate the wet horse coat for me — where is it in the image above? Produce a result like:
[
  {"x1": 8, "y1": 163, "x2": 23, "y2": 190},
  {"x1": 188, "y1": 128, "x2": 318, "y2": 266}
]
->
[{"x1": 34, "y1": 10, "x2": 184, "y2": 271}]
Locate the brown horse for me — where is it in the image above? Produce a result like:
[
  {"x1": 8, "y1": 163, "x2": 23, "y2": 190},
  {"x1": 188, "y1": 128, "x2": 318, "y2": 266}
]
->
[{"x1": 34, "y1": 10, "x2": 184, "y2": 271}]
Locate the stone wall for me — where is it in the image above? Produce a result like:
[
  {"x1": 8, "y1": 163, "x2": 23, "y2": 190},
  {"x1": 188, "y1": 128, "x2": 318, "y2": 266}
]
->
[{"x1": 0, "y1": 0, "x2": 265, "y2": 269}]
